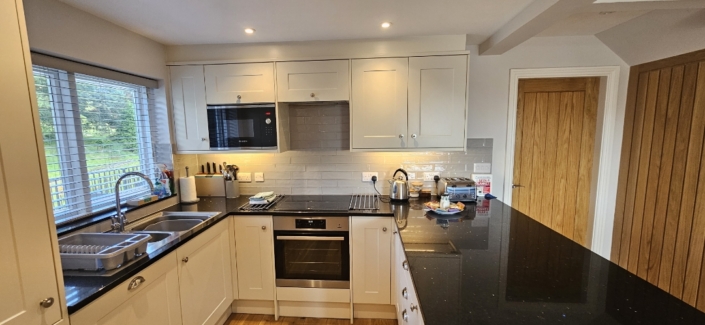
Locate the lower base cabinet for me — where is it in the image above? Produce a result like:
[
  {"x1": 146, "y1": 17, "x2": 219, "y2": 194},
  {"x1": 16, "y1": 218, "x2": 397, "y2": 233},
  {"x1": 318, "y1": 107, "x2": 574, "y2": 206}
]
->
[
  {"x1": 233, "y1": 215, "x2": 275, "y2": 300},
  {"x1": 393, "y1": 231, "x2": 424, "y2": 325},
  {"x1": 178, "y1": 220, "x2": 233, "y2": 325},
  {"x1": 352, "y1": 217, "x2": 393, "y2": 305},
  {"x1": 70, "y1": 252, "x2": 182, "y2": 325}
]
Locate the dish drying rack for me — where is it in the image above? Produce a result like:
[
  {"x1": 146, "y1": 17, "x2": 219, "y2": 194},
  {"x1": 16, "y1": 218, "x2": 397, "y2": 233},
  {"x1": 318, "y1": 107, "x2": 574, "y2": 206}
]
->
[
  {"x1": 239, "y1": 195, "x2": 285, "y2": 211},
  {"x1": 349, "y1": 194, "x2": 380, "y2": 210}
]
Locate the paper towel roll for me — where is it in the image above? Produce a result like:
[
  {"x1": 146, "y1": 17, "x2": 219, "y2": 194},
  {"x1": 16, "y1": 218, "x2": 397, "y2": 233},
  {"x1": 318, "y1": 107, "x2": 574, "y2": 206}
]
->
[{"x1": 179, "y1": 176, "x2": 198, "y2": 203}]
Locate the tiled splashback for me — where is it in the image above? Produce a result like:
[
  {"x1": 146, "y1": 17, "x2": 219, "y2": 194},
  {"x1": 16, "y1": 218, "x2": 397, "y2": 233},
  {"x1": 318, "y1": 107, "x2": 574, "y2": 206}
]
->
[{"x1": 173, "y1": 103, "x2": 492, "y2": 196}]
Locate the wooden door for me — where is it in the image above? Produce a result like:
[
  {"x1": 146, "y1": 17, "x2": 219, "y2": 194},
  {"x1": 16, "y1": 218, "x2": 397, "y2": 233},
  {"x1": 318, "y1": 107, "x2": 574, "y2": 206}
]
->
[
  {"x1": 169, "y1": 65, "x2": 210, "y2": 151},
  {"x1": 234, "y1": 215, "x2": 275, "y2": 300},
  {"x1": 177, "y1": 221, "x2": 233, "y2": 325},
  {"x1": 511, "y1": 77, "x2": 600, "y2": 246},
  {"x1": 351, "y1": 58, "x2": 409, "y2": 149},
  {"x1": 276, "y1": 60, "x2": 350, "y2": 102},
  {"x1": 204, "y1": 63, "x2": 275, "y2": 104},
  {"x1": 0, "y1": 0, "x2": 67, "y2": 323},
  {"x1": 408, "y1": 55, "x2": 467, "y2": 149},
  {"x1": 352, "y1": 217, "x2": 392, "y2": 304}
]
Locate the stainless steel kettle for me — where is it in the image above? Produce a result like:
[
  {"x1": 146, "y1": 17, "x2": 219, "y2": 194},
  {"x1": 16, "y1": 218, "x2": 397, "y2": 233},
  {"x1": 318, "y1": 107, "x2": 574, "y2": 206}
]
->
[{"x1": 388, "y1": 168, "x2": 410, "y2": 201}]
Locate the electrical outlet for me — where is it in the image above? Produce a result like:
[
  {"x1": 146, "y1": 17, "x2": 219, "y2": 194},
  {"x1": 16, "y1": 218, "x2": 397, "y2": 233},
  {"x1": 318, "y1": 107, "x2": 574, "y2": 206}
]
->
[
  {"x1": 474, "y1": 163, "x2": 492, "y2": 173},
  {"x1": 254, "y1": 172, "x2": 264, "y2": 182},
  {"x1": 361, "y1": 172, "x2": 378, "y2": 182},
  {"x1": 423, "y1": 172, "x2": 439, "y2": 181},
  {"x1": 238, "y1": 173, "x2": 252, "y2": 182},
  {"x1": 407, "y1": 172, "x2": 416, "y2": 180}
]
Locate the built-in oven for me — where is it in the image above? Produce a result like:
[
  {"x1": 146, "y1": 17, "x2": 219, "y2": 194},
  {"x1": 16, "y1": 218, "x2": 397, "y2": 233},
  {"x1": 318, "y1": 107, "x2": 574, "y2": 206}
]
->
[
  {"x1": 207, "y1": 104, "x2": 277, "y2": 149},
  {"x1": 273, "y1": 216, "x2": 350, "y2": 289}
]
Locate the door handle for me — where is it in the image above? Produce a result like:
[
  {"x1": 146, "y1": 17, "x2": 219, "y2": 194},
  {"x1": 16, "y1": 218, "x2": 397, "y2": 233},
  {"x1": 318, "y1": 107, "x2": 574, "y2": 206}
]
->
[
  {"x1": 276, "y1": 236, "x2": 345, "y2": 241},
  {"x1": 512, "y1": 184, "x2": 524, "y2": 188}
]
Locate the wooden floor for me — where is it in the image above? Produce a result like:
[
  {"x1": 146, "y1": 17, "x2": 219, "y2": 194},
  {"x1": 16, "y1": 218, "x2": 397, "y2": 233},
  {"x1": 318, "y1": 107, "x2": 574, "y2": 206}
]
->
[{"x1": 225, "y1": 313, "x2": 397, "y2": 325}]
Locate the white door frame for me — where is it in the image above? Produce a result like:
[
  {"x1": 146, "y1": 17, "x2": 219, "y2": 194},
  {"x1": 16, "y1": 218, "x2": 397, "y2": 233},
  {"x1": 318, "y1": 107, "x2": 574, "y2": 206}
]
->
[{"x1": 503, "y1": 66, "x2": 621, "y2": 259}]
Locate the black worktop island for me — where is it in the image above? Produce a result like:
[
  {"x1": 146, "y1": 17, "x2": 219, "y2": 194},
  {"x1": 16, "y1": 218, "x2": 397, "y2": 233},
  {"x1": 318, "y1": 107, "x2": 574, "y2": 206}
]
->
[{"x1": 399, "y1": 199, "x2": 705, "y2": 325}]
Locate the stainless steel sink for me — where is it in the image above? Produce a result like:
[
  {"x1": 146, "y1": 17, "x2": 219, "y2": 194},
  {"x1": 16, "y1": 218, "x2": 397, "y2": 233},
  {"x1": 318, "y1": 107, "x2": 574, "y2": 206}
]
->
[{"x1": 126, "y1": 211, "x2": 220, "y2": 254}]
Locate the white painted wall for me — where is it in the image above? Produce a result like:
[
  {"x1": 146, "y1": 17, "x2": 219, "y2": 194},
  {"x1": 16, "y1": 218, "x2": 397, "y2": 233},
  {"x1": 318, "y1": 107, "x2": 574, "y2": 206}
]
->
[
  {"x1": 23, "y1": 0, "x2": 167, "y2": 80},
  {"x1": 166, "y1": 35, "x2": 467, "y2": 63},
  {"x1": 596, "y1": 9, "x2": 705, "y2": 66}
]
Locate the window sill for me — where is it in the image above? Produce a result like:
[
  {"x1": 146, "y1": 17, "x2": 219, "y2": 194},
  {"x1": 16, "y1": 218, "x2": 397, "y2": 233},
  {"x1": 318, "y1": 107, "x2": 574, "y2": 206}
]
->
[{"x1": 56, "y1": 194, "x2": 178, "y2": 237}]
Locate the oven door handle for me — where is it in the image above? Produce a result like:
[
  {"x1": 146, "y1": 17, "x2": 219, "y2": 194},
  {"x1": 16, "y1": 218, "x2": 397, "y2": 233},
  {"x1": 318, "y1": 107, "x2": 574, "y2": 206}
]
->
[{"x1": 276, "y1": 236, "x2": 345, "y2": 241}]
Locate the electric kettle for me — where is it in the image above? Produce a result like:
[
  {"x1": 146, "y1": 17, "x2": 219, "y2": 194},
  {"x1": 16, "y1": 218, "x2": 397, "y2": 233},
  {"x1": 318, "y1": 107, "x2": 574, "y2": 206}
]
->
[{"x1": 388, "y1": 168, "x2": 410, "y2": 201}]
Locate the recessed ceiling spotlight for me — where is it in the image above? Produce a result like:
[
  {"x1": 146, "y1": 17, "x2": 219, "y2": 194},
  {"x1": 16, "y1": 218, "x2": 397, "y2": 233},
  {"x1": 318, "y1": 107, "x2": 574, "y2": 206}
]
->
[
  {"x1": 244, "y1": 28, "x2": 255, "y2": 34},
  {"x1": 381, "y1": 22, "x2": 392, "y2": 28}
]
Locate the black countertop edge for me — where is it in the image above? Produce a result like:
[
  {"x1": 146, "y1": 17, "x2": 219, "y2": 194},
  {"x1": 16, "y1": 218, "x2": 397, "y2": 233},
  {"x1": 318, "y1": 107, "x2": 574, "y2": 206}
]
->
[
  {"x1": 64, "y1": 195, "x2": 396, "y2": 314},
  {"x1": 57, "y1": 194, "x2": 178, "y2": 237}
]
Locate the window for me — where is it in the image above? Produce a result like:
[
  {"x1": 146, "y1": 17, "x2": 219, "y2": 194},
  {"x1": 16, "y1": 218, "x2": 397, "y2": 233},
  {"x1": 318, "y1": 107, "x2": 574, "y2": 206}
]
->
[{"x1": 33, "y1": 65, "x2": 159, "y2": 225}]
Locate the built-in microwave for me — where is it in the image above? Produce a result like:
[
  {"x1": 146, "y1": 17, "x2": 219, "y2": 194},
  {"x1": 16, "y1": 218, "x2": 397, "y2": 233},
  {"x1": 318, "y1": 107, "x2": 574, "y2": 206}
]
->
[{"x1": 206, "y1": 104, "x2": 277, "y2": 150}]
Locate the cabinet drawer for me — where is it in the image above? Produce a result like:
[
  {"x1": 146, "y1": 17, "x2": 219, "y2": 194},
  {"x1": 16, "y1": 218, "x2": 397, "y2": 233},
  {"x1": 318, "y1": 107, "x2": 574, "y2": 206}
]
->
[
  {"x1": 70, "y1": 252, "x2": 180, "y2": 325},
  {"x1": 276, "y1": 60, "x2": 349, "y2": 102},
  {"x1": 205, "y1": 63, "x2": 275, "y2": 104}
]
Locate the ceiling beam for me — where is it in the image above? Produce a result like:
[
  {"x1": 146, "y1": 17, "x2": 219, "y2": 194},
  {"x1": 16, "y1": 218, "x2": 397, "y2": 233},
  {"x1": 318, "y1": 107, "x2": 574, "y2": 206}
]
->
[{"x1": 479, "y1": 0, "x2": 598, "y2": 55}]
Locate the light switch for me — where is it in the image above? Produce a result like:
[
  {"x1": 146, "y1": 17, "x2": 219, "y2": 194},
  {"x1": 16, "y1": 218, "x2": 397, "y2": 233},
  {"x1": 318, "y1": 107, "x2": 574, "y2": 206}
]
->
[
  {"x1": 254, "y1": 172, "x2": 264, "y2": 182},
  {"x1": 474, "y1": 163, "x2": 491, "y2": 173}
]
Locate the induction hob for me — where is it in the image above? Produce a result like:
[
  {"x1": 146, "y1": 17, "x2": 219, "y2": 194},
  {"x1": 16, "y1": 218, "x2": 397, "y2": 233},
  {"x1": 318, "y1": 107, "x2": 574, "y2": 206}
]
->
[{"x1": 273, "y1": 195, "x2": 351, "y2": 211}]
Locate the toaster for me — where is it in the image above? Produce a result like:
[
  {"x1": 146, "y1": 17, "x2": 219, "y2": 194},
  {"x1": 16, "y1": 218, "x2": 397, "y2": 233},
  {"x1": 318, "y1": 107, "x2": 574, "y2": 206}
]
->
[{"x1": 438, "y1": 177, "x2": 477, "y2": 202}]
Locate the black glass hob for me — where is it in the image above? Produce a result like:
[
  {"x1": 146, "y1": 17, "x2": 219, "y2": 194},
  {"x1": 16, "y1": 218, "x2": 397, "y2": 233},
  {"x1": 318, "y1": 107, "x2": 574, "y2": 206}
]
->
[{"x1": 273, "y1": 195, "x2": 351, "y2": 211}]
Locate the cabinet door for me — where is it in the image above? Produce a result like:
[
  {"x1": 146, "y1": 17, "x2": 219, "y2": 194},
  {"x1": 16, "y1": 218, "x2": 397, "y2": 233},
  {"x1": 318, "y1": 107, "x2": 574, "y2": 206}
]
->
[
  {"x1": 0, "y1": 0, "x2": 67, "y2": 323},
  {"x1": 352, "y1": 217, "x2": 392, "y2": 304},
  {"x1": 276, "y1": 60, "x2": 349, "y2": 102},
  {"x1": 234, "y1": 215, "x2": 275, "y2": 300},
  {"x1": 204, "y1": 63, "x2": 275, "y2": 104},
  {"x1": 70, "y1": 254, "x2": 181, "y2": 325},
  {"x1": 177, "y1": 221, "x2": 233, "y2": 325},
  {"x1": 351, "y1": 58, "x2": 408, "y2": 149},
  {"x1": 169, "y1": 65, "x2": 210, "y2": 151},
  {"x1": 408, "y1": 56, "x2": 467, "y2": 149}
]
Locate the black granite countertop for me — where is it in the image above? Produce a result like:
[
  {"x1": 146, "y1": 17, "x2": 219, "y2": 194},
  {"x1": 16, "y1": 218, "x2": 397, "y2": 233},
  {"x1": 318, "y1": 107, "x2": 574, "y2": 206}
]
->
[{"x1": 398, "y1": 198, "x2": 705, "y2": 325}]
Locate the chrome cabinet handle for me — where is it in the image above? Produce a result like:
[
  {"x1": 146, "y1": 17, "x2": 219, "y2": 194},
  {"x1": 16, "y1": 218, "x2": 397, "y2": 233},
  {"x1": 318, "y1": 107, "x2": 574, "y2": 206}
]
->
[
  {"x1": 310, "y1": 93, "x2": 315, "y2": 97},
  {"x1": 201, "y1": 137, "x2": 208, "y2": 142},
  {"x1": 402, "y1": 310, "x2": 408, "y2": 322},
  {"x1": 182, "y1": 257, "x2": 189, "y2": 263},
  {"x1": 399, "y1": 134, "x2": 404, "y2": 139},
  {"x1": 127, "y1": 276, "x2": 146, "y2": 291},
  {"x1": 382, "y1": 227, "x2": 387, "y2": 232},
  {"x1": 410, "y1": 304, "x2": 418, "y2": 312},
  {"x1": 39, "y1": 297, "x2": 54, "y2": 308},
  {"x1": 402, "y1": 260, "x2": 409, "y2": 271},
  {"x1": 393, "y1": 231, "x2": 398, "y2": 234},
  {"x1": 262, "y1": 225, "x2": 266, "y2": 230},
  {"x1": 237, "y1": 95, "x2": 242, "y2": 99},
  {"x1": 512, "y1": 184, "x2": 524, "y2": 188},
  {"x1": 402, "y1": 287, "x2": 408, "y2": 299},
  {"x1": 411, "y1": 134, "x2": 417, "y2": 139}
]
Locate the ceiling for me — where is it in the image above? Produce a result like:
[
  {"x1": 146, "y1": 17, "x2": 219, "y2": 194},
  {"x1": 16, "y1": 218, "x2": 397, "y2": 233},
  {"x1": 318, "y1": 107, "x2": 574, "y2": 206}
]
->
[{"x1": 57, "y1": 0, "x2": 534, "y2": 46}]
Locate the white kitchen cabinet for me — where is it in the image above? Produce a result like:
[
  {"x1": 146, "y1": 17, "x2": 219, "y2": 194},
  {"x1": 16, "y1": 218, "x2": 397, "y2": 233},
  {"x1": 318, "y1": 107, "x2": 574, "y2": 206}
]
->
[
  {"x1": 177, "y1": 220, "x2": 233, "y2": 325},
  {"x1": 352, "y1": 217, "x2": 393, "y2": 304},
  {"x1": 233, "y1": 215, "x2": 275, "y2": 300},
  {"x1": 204, "y1": 63, "x2": 275, "y2": 104},
  {"x1": 169, "y1": 65, "x2": 210, "y2": 151},
  {"x1": 408, "y1": 55, "x2": 467, "y2": 149},
  {"x1": 393, "y1": 232, "x2": 424, "y2": 325},
  {"x1": 0, "y1": 0, "x2": 68, "y2": 323},
  {"x1": 276, "y1": 60, "x2": 350, "y2": 102},
  {"x1": 70, "y1": 253, "x2": 182, "y2": 325},
  {"x1": 351, "y1": 58, "x2": 409, "y2": 149}
]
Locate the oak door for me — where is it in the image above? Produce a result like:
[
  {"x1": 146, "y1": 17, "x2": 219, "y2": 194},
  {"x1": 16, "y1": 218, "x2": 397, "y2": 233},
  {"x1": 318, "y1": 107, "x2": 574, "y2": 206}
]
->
[
  {"x1": 511, "y1": 77, "x2": 600, "y2": 246},
  {"x1": 0, "y1": 0, "x2": 67, "y2": 323},
  {"x1": 351, "y1": 58, "x2": 409, "y2": 149}
]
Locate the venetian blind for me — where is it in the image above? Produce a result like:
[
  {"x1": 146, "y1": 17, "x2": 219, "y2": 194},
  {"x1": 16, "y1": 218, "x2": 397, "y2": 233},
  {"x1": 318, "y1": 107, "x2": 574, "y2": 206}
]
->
[{"x1": 33, "y1": 64, "x2": 160, "y2": 225}]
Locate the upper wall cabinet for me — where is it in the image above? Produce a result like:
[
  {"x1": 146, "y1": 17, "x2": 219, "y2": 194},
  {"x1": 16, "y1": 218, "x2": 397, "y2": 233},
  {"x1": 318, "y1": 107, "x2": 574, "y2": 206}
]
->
[
  {"x1": 351, "y1": 58, "x2": 409, "y2": 149},
  {"x1": 276, "y1": 60, "x2": 350, "y2": 102},
  {"x1": 408, "y1": 55, "x2": 467, "y2": 149},
  {"x1": 351, "y1": 55, "x2": 468, "y2": 151},
  {"x1": 169, "y1": 65, "x2": 210, "y2": 151},
  {"x1": 204, "y1": 63, "x2": 275, "y2": 104}
]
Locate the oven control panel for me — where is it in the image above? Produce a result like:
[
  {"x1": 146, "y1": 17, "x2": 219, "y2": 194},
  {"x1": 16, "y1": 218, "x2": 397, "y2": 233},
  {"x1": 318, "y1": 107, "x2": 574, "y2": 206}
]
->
[{"x1": 295, "y1": 219, "x2": 326, "y2": 229}]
